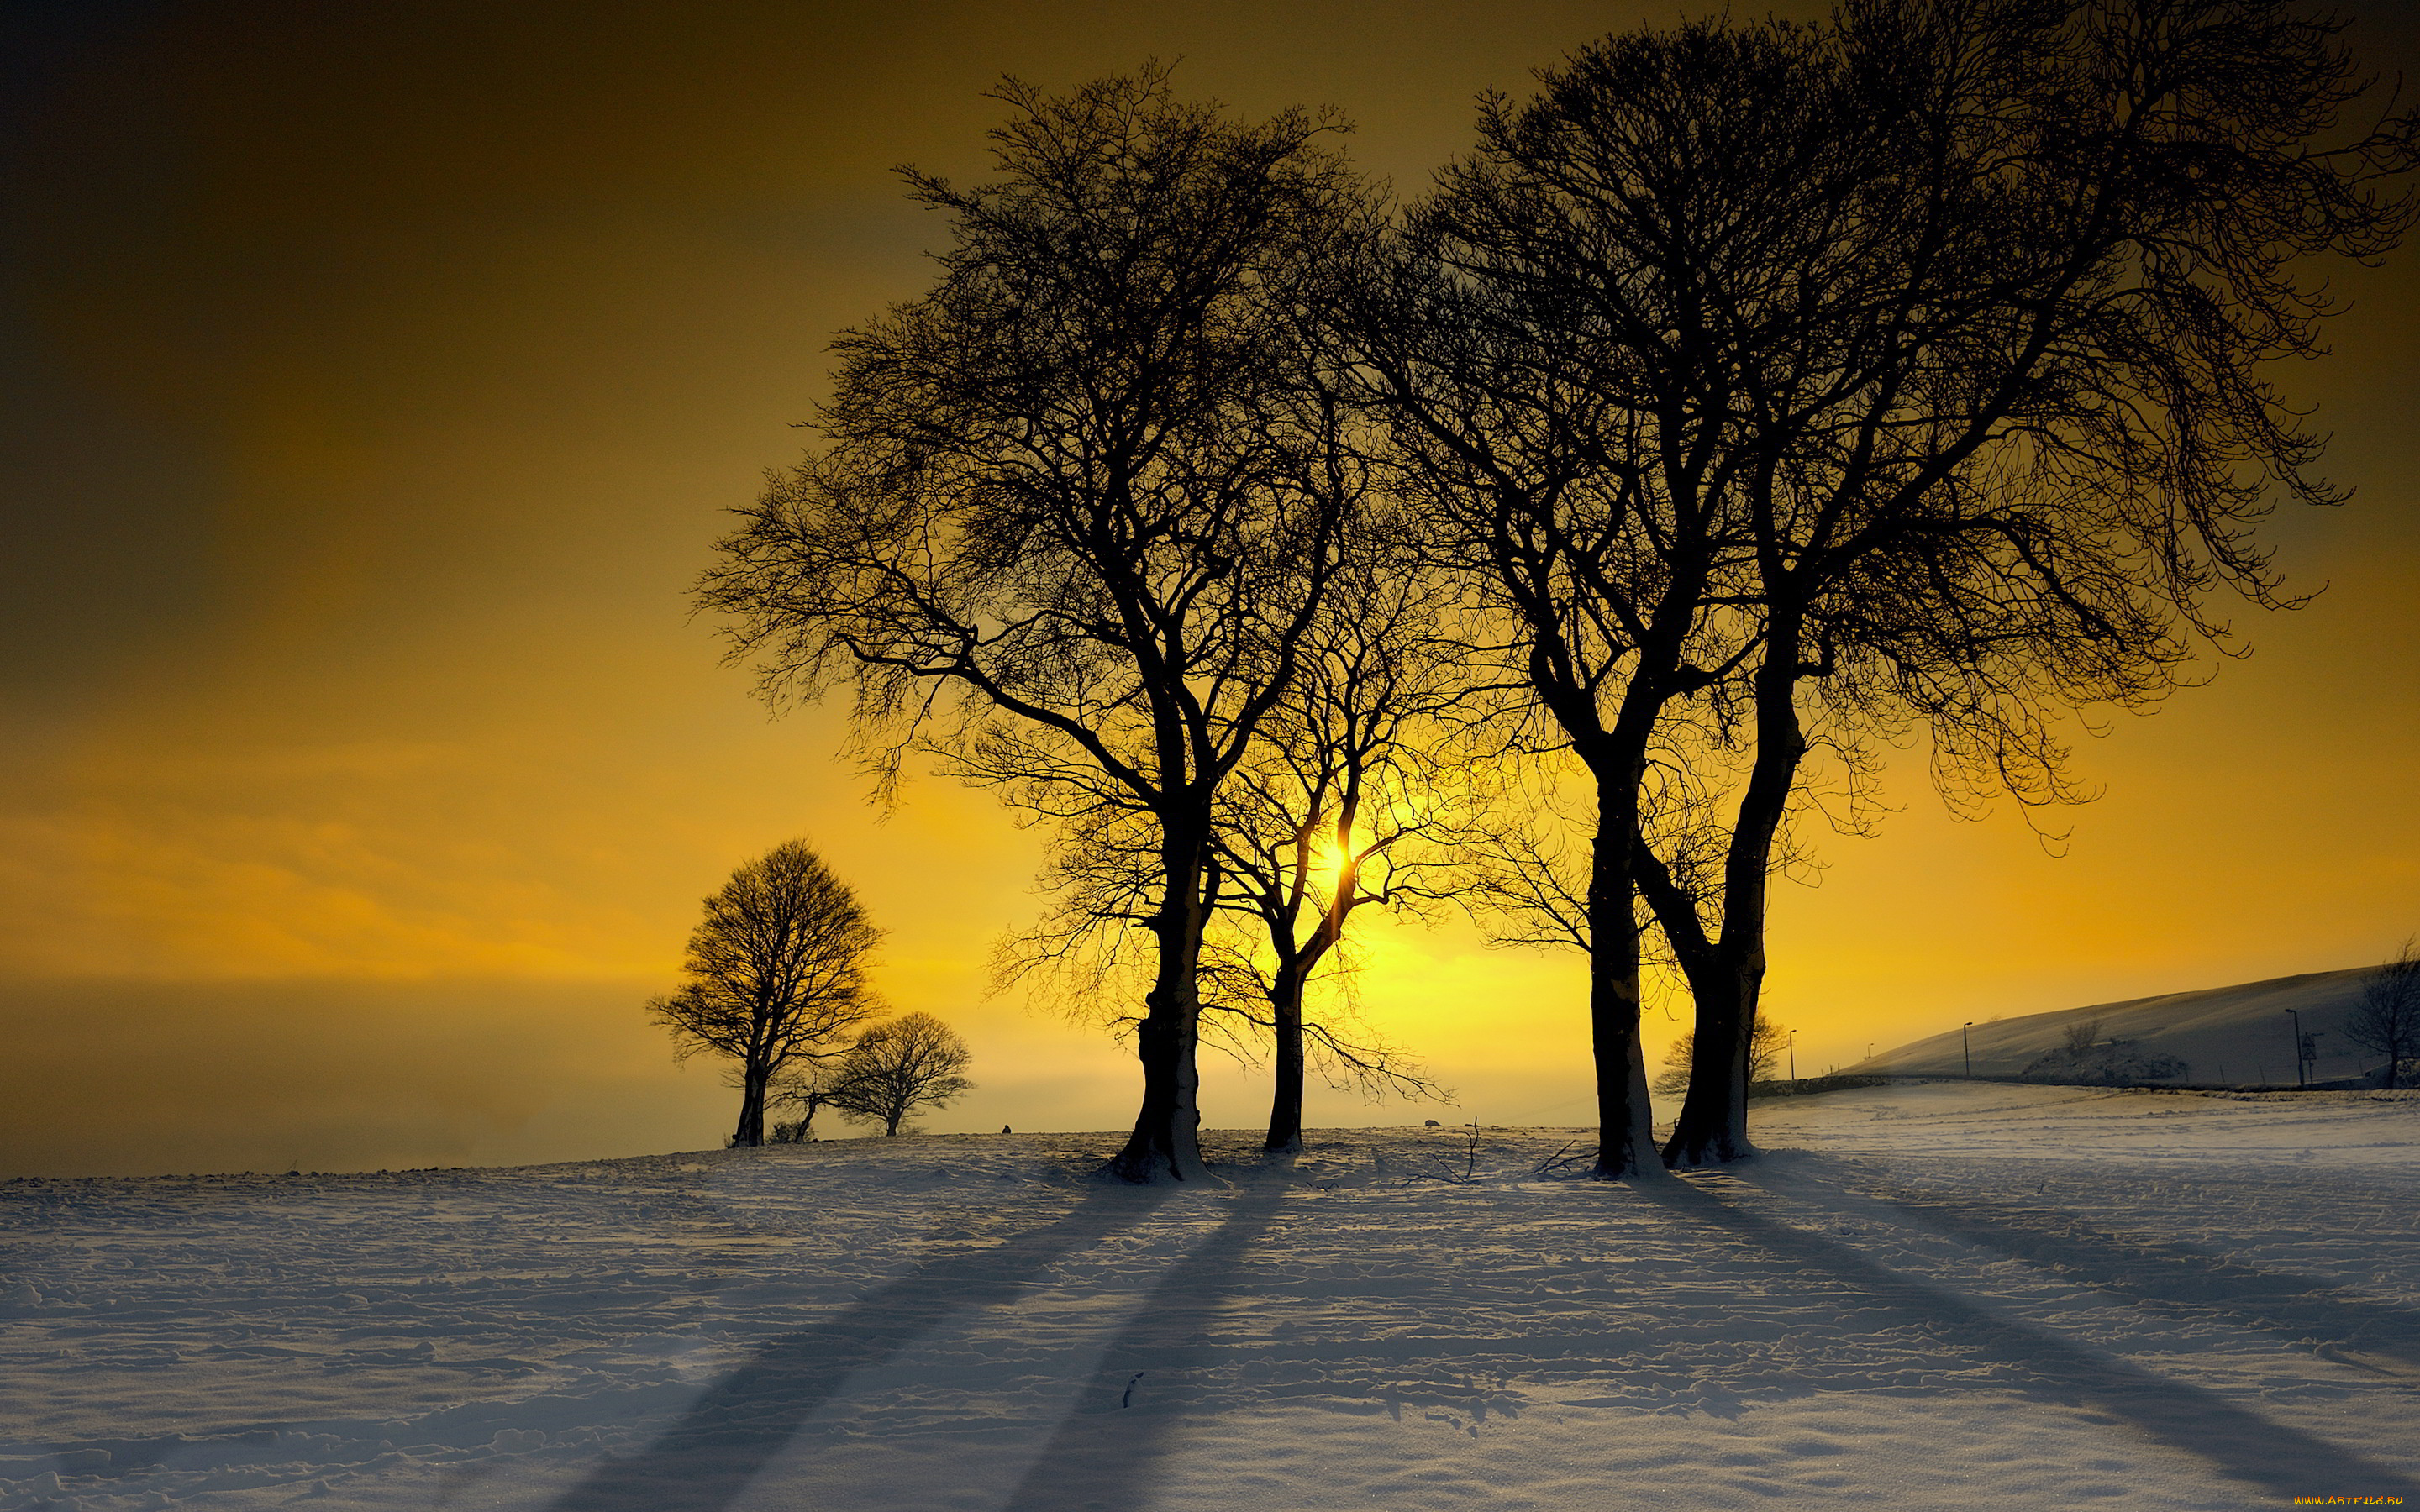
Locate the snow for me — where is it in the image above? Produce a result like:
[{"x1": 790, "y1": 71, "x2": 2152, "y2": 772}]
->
[
  {"x1": 1850, "y1": 966, "x2": 2388, "y2": 1084},
  {"x1": 3, "y1": 1084, "x2": 2417, "y2": 1509}
]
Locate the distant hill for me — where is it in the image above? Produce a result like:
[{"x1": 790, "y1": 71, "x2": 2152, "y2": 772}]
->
[{"x1": 1844, "y1": 966, "x2": 2392, "y2": 1087}]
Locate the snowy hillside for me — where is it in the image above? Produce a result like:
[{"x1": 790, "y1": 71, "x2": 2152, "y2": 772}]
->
[
  {"x1": 3, "y1": 1086, "x2": 2417, "y2": 1509},
  {"x1": 1844, "y1": 966, "x2": 2389, "y2": 1084}
]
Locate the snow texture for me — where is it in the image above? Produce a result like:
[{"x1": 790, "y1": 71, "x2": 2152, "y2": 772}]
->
[{"x1": 3, "y1": 1082, "x2": 2416, "y2": 1509}]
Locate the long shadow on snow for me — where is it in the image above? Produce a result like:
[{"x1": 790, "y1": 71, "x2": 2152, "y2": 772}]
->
[
  {"x1": 1765, "y1": 1155, "x2": 2420, "y2": 1374},
  {"x1": 992, "y1": 1173, "x2": 1295, "y2": 1511},
  {"x1": 543, "y1": 1179, "x2": 1174, "y2": 1512},
  {"x1": 1641, "y1": 1173, "x2": 2420, "y2": 1502}
]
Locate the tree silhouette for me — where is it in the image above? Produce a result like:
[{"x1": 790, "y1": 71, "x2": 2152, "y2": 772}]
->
[
  {"x1": 1653, "y1": 1018, "x2": 1787, "y2": 1096},
  {"x1": 827, "y1": 1012, "x2": 976, "y2": 1137},
  {"x1": 765, "y1": 1060, "x2": 846, "y2": 1142},
  {"x1": 1207, "y1": 519, "x2": 1474, "y2": 1150},
  {"x1": 993, "y1": 517, "x2": 1469, "y2": 1152},
  {"x1": 701, "y1": 71, "x2": 1372, "y2": 1181},
  {"x1": 2347, "y1": 941, "x2": 2420, "y2": 1089},
  {"x1": 1626, "y1": 0, "x2": 2419, "y2": 1167},
  {"x1": 1354, "y1": 23, "x2": 1803, "y2": 1177},
  {"x1": 1370, "y1": 0, "x2": 2416, "y2": 1173},
  {"x1": 646, "y1": 840, "x2": 885, "y2": 1148}
]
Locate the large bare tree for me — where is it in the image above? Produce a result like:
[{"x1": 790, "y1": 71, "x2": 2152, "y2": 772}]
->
[
  {"x1": 700, "y1": 71, "x2": 1370, "y2": 1181},
  {"x1": 1352, "y1": 23, "x2": 1810, "y2": 1177},
  {"x1": 646, "y1": 839, "x2": 886, "y2": 1148},
  {"x1": 1625, "y1": 0, "x2": 2420, "y2": 1166},
  {"x1": 1372, "y1": 0, "x2": 2413, "y2": 1174}
]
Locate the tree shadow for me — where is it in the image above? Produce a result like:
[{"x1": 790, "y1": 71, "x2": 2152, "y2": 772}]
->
[
  {"x1": 1765, "y1": 1156, "x2": 2420, "y2": 1374},
  {"x1": 1639, "y1": 1174, "x2": 2420, "y2": 1502},
  {"x1": 544, "y1": 1179, "x2": 1174, "y2": 1512},
  {"x1": 990, "y1": 1173, "x2": 1296, "y2": 1511}
]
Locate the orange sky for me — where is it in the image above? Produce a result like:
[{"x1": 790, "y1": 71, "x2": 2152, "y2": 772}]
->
[{"x1": 5, "y1": 0, "x2": 2417, "y2": 1175}]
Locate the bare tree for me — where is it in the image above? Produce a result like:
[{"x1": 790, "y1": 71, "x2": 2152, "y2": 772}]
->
[
  {"x1": 995, "y1": 517, "x2": 1479, "y2": 1152},
  {"x1": 2346, "y1": 940, "x2": 2420, "y2": 1090},
  {"x1": 1208, "y1": 519, "x2": 1476, "y2": 1150},
  {"x1": 700, "y1": 71, "x2": 1373, "y2": 1182},
  {"x1": 992, "y1": 789, "x2": 1449, "y2": 1157},
  {"x1": 1363, "y1": 0, "x2": 2413, "y2": 1174},
  {"x1": 827, "y1": 1012, "x2": 976, "y2": 1137},
  {"x1": 765, "y1": 1060, "x2": 845, "y2": 1142},
  {"x1": 1653, "y1": 1018, "x2": 1788, "y2": 1097},
  {"x1": 646, "y1": 840, "x2": 885, "y2": 1148},
  {"x1": 1353, "y1": 51, "x2": 1778, "y2": 1174},
  {"x1": 1425, "y1": 0, "x2": 2420, "y2": 1168}
]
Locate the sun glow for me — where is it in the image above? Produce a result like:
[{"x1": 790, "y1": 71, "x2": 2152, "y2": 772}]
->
[{"x1": 1307, "y1": 837, "x2": 1351, "y2": 889}]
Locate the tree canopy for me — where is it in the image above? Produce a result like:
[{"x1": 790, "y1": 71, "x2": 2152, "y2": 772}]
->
[{"x1": 647, "y1": 840, "x2": 886, "y2": 1148}]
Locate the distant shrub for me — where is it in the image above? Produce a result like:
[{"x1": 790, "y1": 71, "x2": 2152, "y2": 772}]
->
[{"x1": 1746, "y1": 1075, "x2": 1888, "y2": 1100}]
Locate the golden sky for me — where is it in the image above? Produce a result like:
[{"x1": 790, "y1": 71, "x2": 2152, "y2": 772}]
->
[{"x1": 5, "y1": 0, "x2": 2417, "y2": 1175}]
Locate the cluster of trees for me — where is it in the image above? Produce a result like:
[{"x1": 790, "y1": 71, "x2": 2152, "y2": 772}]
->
[
  {"x1": 700, "y1": 0, "x2": 2417, "y2": 1181},
  {"x1": 769, "y1": 1012, "x2": 977, "y2": 1140},
  {"x1": 648, "y1": 840, "x2": 974, "y2": 1146}
]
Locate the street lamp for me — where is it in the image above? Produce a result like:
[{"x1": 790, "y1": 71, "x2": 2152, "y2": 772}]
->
[
  {"x1": 2285, "y1": 1008, "x2": 2306, "y2": 1088},
  {"x1": 1962, "y1": 1021, "x2": 1975, "y2": 1079},
  {"x1": 1787, "y1": 1029, "x2": 1798, "y2": 1085}
]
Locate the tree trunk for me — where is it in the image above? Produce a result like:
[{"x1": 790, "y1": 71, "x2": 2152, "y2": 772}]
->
[
  {"x1": 1263, "y1": 800, "x2": 1351, "y2": 1156},
  {"x1": 1664, "y1": 612, "x2": 1808, "y2": 1168},
  {"x1": 734, "y1": 1060, "x2": 771, "y2": 1148},
  {"x1": 1107, "y1": 816, "x2": 1213, "y2": 1183},
  {"x1": 1534, "y1": 646, "x2": 1684, "y2": 1181},
  {"x1": 1264, "y1": 959, "x2": 1309, "y2": 1153},
  {"x1": 1587, "y1": 790, "x2": 1661, "y2": 1179},
  {"x1": 1662, "y1": 954, "x2": 1760, "y2": 1168}
]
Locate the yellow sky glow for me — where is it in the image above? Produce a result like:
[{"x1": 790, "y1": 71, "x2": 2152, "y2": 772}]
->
[{"x1": 3, "y1": 0, "x2": 2415, "y2": 1175}]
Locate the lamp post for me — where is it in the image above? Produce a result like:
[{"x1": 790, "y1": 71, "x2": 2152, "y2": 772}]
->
[
  {"x1": 2285, "y1": 1008, "x2": 2306, "y2": 1088},
  {"x1": 1962, "y1": 1021, "x2": 1974, "y2": 1079},
  {"x1": 1788, "y1": 1030, "x2": 1798, "y2": 1085}
]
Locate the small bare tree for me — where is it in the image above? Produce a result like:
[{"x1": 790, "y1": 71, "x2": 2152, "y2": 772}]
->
[
  {"x1": 827, "y1": 1011, "x2": 976, "y2": 1137},
  {"x1": 647, "y1": 840, "x2": 886, "y2": 1147},
  {"x1": 1653, "y1": 1019, "x2": 1788, "y2": 1097},
  {"x1": 2346, "y1": 941, "x2": 2420, "y2": 1091},
  {"x1": 765, "y1": 1060, "x2": 846, "y2": 1142},
  {"x1": 1208, "y1": 519, "x2": 1476, "y2": 1151}
]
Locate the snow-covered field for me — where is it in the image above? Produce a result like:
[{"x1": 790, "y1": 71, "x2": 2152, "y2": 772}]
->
[{"x1": 4, "y1": 1083, "x2": 2417, "y2": 1510}]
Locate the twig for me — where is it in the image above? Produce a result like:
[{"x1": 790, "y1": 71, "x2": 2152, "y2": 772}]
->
[
  {"x1": 1405, "y1": 1118, "x2": 1486, "y2": 1184},
  {"x1": 1529, "y1": 1139, "x2": 1587, "y2": 1177}
]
